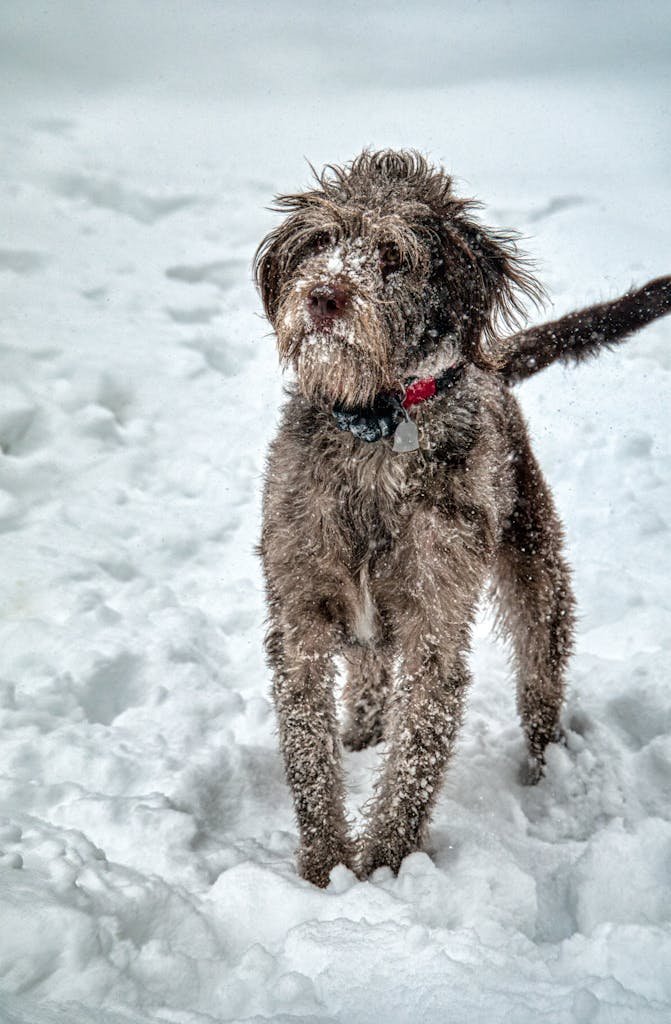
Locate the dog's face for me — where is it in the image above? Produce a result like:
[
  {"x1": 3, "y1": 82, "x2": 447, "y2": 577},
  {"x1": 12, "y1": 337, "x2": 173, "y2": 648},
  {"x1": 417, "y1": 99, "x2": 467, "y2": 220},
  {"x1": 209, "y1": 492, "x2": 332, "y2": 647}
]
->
[{"x1": 255, "y1": 151, "x2": 541, "y2": 407}]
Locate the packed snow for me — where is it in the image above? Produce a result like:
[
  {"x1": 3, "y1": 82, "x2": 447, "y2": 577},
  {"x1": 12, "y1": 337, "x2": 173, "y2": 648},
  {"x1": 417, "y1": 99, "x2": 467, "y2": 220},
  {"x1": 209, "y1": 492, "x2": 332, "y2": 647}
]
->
[{"x1": 1, "y1": 2, "x2": 670, "y2": 1022}]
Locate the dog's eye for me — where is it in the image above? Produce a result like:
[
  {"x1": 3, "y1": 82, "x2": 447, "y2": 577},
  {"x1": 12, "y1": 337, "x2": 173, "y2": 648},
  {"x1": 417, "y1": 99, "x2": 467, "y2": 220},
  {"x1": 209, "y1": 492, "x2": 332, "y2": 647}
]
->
[
  {"x1": 379, "y1": 243, "x2": 401, "y2": 280},
  {"x1": 311, "y1": 232, "x2": 333, "y2": 254}
]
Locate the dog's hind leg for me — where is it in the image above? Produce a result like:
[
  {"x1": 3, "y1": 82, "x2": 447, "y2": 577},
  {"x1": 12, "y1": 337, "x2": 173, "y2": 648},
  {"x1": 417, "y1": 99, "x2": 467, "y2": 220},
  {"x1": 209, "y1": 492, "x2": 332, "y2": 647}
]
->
[
  {"x1": 492, "y1": 424, "x2": 576, "y2": 783},
  {"x1": 341, "y1": 646, "x2": 393, "y2": 750}
]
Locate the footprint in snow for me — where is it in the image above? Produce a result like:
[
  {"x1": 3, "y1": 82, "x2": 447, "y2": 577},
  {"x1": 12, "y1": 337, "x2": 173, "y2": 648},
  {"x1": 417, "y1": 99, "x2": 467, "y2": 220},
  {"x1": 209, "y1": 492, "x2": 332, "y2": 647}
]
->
[
  {"x1": 78, "y1": 651, "x2": 144, "y2": 726},
  {"x1": 53, "y1": 173, "x2": 202, "y2": 225},
  {"x1": 180, "y1": 336, "x2": 252, "y2": 377},
  {"x1": 166, "y1": 306, "x2": 221, "y2": 325},
  {"x1": 0, "y1": 387, "x2": 45, "y2": 457},
  {"x1": 607, "y1": 688, "x2": 671, "y2": 750},
  {"x1": 165, "y1": 259, "x2": 247, "y2": 290},
  {"x1": 0, "y1": 249, "x2": 50, "y2": 274},
  {"x1": 72, "y1": 374, "x2": 135, "y2": 445},
  {"x1": 81, "y1": 286, "x2": 109, "y2": 302},
  {"x1": 527, "y1": 195, "x2": 589, "y2": 223},
  {"x1": 616, "y1": 431, "x2": 653, "y2": 459},
  {"x1": 97, "y1": 373, "x2": 134, "y2": 426},
  {"x1": 31, "y1": 117, "x2": 74, "y2": 136},
  {"x1": 0, "y1": 820, "x2": 23, "y2": 868},
  {"x1": 491, "y1": 196, "x2": 590, "y2": 229},
  {"x1": 0, "y1": 490, "x2": 25, "y2": 532}
]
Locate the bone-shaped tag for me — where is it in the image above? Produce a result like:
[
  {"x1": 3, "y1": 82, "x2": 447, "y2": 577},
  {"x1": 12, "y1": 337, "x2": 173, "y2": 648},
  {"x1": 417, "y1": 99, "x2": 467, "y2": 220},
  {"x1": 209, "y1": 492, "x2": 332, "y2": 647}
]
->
[{"x1": 392, "y1": 419, "x2": 419, "y2": 453}]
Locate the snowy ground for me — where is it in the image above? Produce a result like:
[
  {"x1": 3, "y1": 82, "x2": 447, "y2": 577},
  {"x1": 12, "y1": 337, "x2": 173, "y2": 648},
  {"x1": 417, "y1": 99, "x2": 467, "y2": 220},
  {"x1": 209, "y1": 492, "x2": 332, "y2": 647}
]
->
[{"x1": 1, "y1": 2, "x2": 670, "y2": 1022}]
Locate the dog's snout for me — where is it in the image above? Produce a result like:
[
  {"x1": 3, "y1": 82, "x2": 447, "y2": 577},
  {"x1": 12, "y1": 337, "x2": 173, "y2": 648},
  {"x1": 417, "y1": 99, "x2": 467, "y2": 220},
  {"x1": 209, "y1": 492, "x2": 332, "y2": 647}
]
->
[{"x1": 307, "y1": 285, "x2": 348, "y2": 322}]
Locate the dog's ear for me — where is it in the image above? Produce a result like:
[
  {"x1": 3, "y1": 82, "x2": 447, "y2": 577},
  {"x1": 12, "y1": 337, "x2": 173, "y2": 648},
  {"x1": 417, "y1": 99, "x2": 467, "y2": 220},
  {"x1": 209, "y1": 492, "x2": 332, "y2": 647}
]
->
[
  {"x1": 254, "y1": 182, "x2": 338, "y2": 323},
  {"x1": 452, "y1": 218, "x2": 545, "y2": 369},
  {"x1": 253, "y1": 224, "x2": 286, "y2": 322}
]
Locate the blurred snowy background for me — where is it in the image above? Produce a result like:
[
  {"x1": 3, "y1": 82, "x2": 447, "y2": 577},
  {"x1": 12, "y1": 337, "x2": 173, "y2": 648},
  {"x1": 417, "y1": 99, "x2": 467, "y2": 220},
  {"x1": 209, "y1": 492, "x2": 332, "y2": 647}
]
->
[{"x1": 0, "y1": 2, "x2": 670, "y2": 1022}]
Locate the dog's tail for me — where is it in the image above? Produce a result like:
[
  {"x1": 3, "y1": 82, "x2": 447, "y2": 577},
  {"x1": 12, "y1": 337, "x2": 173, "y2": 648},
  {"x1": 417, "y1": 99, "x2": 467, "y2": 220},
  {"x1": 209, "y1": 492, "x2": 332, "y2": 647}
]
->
[{"x1": 500, "y1": 275, "x2": 671, "y2": 385}]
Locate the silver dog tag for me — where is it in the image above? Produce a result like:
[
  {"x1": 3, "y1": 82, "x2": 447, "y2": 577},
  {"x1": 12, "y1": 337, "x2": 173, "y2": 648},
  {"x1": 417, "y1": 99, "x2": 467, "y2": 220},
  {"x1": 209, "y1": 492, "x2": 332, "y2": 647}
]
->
[{"x1": 392, "y1": 419, "x2": 419, "y2": 453}]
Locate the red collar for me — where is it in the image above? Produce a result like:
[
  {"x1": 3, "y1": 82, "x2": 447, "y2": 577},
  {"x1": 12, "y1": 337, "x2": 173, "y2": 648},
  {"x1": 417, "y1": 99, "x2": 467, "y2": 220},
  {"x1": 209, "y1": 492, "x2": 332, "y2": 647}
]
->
[
  {"x1": 402, "y1": 376, "x2": 438, "y2": 409},
  {"x1": 402, "y1": 365, "x2": 463, "y2": 409}
]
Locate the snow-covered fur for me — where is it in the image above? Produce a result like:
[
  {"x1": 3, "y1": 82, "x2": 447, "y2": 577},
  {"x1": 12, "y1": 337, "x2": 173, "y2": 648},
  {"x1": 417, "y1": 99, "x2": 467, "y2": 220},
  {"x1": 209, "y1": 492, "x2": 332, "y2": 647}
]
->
[{"x1": 255, "y1": 150, "x2": 671, "y2": 887}]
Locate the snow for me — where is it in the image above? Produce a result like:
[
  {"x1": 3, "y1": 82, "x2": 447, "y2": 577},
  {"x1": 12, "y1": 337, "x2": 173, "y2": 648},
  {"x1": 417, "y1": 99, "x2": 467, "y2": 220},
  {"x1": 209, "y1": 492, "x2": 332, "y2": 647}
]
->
[{"x1": 1, "y1": 1, "x2": 670, "y2": 1021}]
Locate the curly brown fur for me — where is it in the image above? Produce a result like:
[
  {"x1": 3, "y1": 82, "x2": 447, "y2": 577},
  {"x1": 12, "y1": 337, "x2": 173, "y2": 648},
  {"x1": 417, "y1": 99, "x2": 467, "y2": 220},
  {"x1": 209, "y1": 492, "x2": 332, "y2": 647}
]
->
[{"x1": 256, "y1": 150, "x2": 670, "y2": 886}]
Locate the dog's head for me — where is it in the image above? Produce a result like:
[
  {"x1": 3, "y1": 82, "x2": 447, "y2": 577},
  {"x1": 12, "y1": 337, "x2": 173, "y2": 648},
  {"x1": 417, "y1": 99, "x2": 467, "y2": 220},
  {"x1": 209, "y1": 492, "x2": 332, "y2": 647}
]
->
[{"x1": 254, "y1": 150, "x2": 542, "y2": 407}]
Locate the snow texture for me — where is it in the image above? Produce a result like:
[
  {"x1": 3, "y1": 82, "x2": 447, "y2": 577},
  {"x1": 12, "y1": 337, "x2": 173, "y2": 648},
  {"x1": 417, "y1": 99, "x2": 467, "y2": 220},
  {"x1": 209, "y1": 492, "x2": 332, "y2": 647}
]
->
[{"x1": 0, "y1": 1, "x2": 670, "y2": 1021}]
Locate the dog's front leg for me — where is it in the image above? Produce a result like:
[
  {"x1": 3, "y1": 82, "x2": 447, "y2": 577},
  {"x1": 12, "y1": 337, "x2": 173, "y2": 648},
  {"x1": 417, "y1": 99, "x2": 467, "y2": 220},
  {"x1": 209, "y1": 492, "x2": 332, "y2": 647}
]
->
[
  {"x1": 268, "y1": 618, "x2": 354, "y2": 887},
  {"x1": 359, "y1": 641, "x2": 471, "y2": 878},
  {"x1": 358, "y1": 509, "x2": 487, "y2": 879}
]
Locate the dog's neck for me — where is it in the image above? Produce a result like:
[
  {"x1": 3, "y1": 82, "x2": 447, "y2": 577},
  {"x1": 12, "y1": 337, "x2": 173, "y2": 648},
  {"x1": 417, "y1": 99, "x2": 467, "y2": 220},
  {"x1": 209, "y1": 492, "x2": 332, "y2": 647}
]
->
[{"x1": 331, "y1": 364, "x2": 465, "y2": 444}]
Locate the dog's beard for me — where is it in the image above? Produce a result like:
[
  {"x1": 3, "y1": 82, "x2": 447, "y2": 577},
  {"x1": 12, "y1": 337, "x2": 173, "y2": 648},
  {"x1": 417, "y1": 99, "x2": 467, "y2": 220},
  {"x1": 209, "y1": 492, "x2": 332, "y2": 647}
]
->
[
  {"x1": 296, "y1": 327, "x2": 391, "y2": 407},
  {"x1": 276, "y1": 293, "x2": 393, "y2": 408}
]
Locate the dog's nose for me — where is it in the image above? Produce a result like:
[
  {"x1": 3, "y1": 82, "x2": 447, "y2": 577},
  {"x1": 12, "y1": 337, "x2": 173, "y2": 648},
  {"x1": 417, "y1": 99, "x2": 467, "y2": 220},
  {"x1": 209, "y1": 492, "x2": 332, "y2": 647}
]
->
[{"x1": 307, "y1": 285, "x2": 348, "y2": 322}]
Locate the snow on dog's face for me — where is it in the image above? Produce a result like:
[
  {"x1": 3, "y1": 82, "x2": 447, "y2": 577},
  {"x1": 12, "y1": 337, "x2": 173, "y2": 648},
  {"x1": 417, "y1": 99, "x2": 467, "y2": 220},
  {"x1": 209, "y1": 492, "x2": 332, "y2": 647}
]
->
[
  {"x1": 259, "y1": 222, "x2": 425, "y2": 408},
  {"x1": 254, "y1": 150, "x2": 542, "y2": 407}
]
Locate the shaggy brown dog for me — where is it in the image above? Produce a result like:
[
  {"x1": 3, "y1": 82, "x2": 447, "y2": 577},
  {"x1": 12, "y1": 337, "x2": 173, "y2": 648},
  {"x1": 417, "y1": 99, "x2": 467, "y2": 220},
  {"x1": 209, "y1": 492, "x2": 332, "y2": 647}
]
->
[{"x1": 255, "y1": 151, "x2": 671, "y2": 887}]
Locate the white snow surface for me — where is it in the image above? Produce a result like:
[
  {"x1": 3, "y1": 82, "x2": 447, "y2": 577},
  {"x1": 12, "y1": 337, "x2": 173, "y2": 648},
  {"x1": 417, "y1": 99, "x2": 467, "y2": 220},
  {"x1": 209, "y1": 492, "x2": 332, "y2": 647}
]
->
[{"x1": 1, "y1": 2, "x2": 670, "y2": 1022}]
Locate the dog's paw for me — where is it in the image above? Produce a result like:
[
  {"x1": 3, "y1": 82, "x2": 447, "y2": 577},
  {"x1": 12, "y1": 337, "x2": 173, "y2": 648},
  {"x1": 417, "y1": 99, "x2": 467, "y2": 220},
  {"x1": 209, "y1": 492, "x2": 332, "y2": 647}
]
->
[
  {"x1": 518, "y1": 755, "x2": 545, "y2": 786},
  {"x1": 297, "y1": 838, "x2": 356, "y2": 888},
  {"x1": 520, "y1": 724, "x2": 566, "y2": 784},
  {"x1": 358, "y1": 831, "x2": 419, "y2": 879}
]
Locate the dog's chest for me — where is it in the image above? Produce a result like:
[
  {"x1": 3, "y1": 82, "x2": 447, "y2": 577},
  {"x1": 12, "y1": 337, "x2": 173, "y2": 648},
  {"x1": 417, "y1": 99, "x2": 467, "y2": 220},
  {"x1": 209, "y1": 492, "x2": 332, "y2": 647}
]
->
[
  {"x1": 333, "y1": 445, "x2": 410, "y2": 553},
  {"x1": 327, "y1": 449, "x2": 408, "y2": 643}
]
